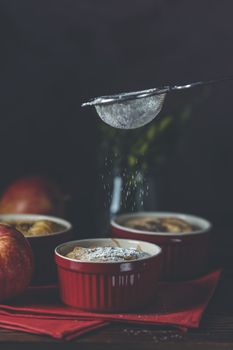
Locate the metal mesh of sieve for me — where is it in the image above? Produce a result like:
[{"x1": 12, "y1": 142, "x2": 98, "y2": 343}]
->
[{"x1": 95, "y1": 93, "x2": 166, "y2": 129}]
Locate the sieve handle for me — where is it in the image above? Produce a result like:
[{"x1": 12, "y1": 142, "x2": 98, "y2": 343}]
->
[{"x1": 169, "y1": 75, "x2": 233, "y2": 92}]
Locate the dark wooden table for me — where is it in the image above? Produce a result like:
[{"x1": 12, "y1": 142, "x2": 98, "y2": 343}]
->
[{"x1": 1, "y1": 270, "x2": 233, "y2": 350}]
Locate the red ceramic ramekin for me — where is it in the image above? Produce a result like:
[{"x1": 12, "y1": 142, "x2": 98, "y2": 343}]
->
[
  {"x1": 111, "y1": 212, "x2": 212, "y2": 281},
  {"x1": 55, "y1": 238, "x2": 162, "y2": 312},
  {"x1": 0, "y1": 214, "x2": 73, "y2": 285}
]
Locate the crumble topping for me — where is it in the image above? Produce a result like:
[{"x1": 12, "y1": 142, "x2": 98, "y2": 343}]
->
[
  {"x1": 0, "y1": 220, "x2": 64, "y2": 236},
  {"x1": 124, "y1": 217, "x2": 195, "y2": 233}
]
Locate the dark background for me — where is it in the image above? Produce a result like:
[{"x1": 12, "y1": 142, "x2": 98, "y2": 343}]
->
[{"x1": 0, "y1": 0, "x2": 233, "y2": 265}]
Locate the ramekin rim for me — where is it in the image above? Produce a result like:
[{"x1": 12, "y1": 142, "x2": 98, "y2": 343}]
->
[
  {"x1": 110, "y1": 211, "x2": 212, "y2": 236},
  {"x1": 0, "y1": 213, "x2": 72, "y2": 238},
  {"x1": 54, "y1": 237, "x2": 162, "y2": 264}
]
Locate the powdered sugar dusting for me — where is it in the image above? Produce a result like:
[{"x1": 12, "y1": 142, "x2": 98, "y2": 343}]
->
[{"x1": 67, "y1": 246, "x2": 150, "y2": 262}]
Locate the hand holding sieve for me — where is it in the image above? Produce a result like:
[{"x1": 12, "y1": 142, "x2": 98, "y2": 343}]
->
[{"x1": 82, "y1": 76, "x2": 233, "y2": 129}]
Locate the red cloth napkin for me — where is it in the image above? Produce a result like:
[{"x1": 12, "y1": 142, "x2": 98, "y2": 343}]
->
[
  {"x1": 0, "y1": 269, "x2": 221, "y2": 339},
  {"x1": 0, "y1": 316, "x2": 109, "y2": 341}
]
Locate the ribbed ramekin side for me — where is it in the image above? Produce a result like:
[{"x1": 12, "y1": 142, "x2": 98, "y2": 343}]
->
[
  {"x1": 160, "y1": 233, "x2": 209, "y2": 280},
  {"x1": 56, "y1": 262, "x2": 160, "y2": 312}
]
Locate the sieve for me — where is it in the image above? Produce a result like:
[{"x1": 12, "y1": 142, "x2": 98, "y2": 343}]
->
[{"x1": 82, "y1": 76, "x2": 233, "y2": 129}]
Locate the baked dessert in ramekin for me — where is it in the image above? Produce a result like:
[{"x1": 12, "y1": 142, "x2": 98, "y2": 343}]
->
[
  {"x1": 111, "y1": 212, "x2": 212, "y2": 281},
  {"x1": 55, "y1": 238, "x2": 162, "y2": 312},
  {"x1": 0, "y1": 214, "x2": 73, "y2": 284}
]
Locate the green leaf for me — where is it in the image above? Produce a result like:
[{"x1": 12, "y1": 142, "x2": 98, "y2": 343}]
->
[
  {"x1": 146, "y1": 124, "x2": 158, "y2": 141},
  {"x1": 128, "y1": 155, "x2": 137, "y2": 167},
  {"x1": 158, "y1": 116, "x2": 173, "y2": 131},
  {"x1": 138, "y1": 142, "x2": 148, "y2": 155}
]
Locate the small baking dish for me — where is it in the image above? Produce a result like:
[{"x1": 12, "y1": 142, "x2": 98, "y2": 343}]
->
[
  {"x1": 0, "y1": 213, "x2": 73, "y2": 284},
  {"x1": 55, "y1": 238, "x2": 162, "y2": 312},
  {"x1": 111, "y1": 212, "x2": 212, "y2": 281}
]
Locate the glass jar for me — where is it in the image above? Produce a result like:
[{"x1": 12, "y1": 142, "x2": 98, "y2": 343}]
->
[{"x1": 94, "y1": 166, "x2": 159, "y2": 235}]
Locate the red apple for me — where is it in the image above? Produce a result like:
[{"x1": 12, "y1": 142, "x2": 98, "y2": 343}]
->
[
  {"x1": 0, "y1": 224, "x2": 33, "y2": 301},
  {"x1": 0, "y1": 176, "x2": 68, "y2": 217}
]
